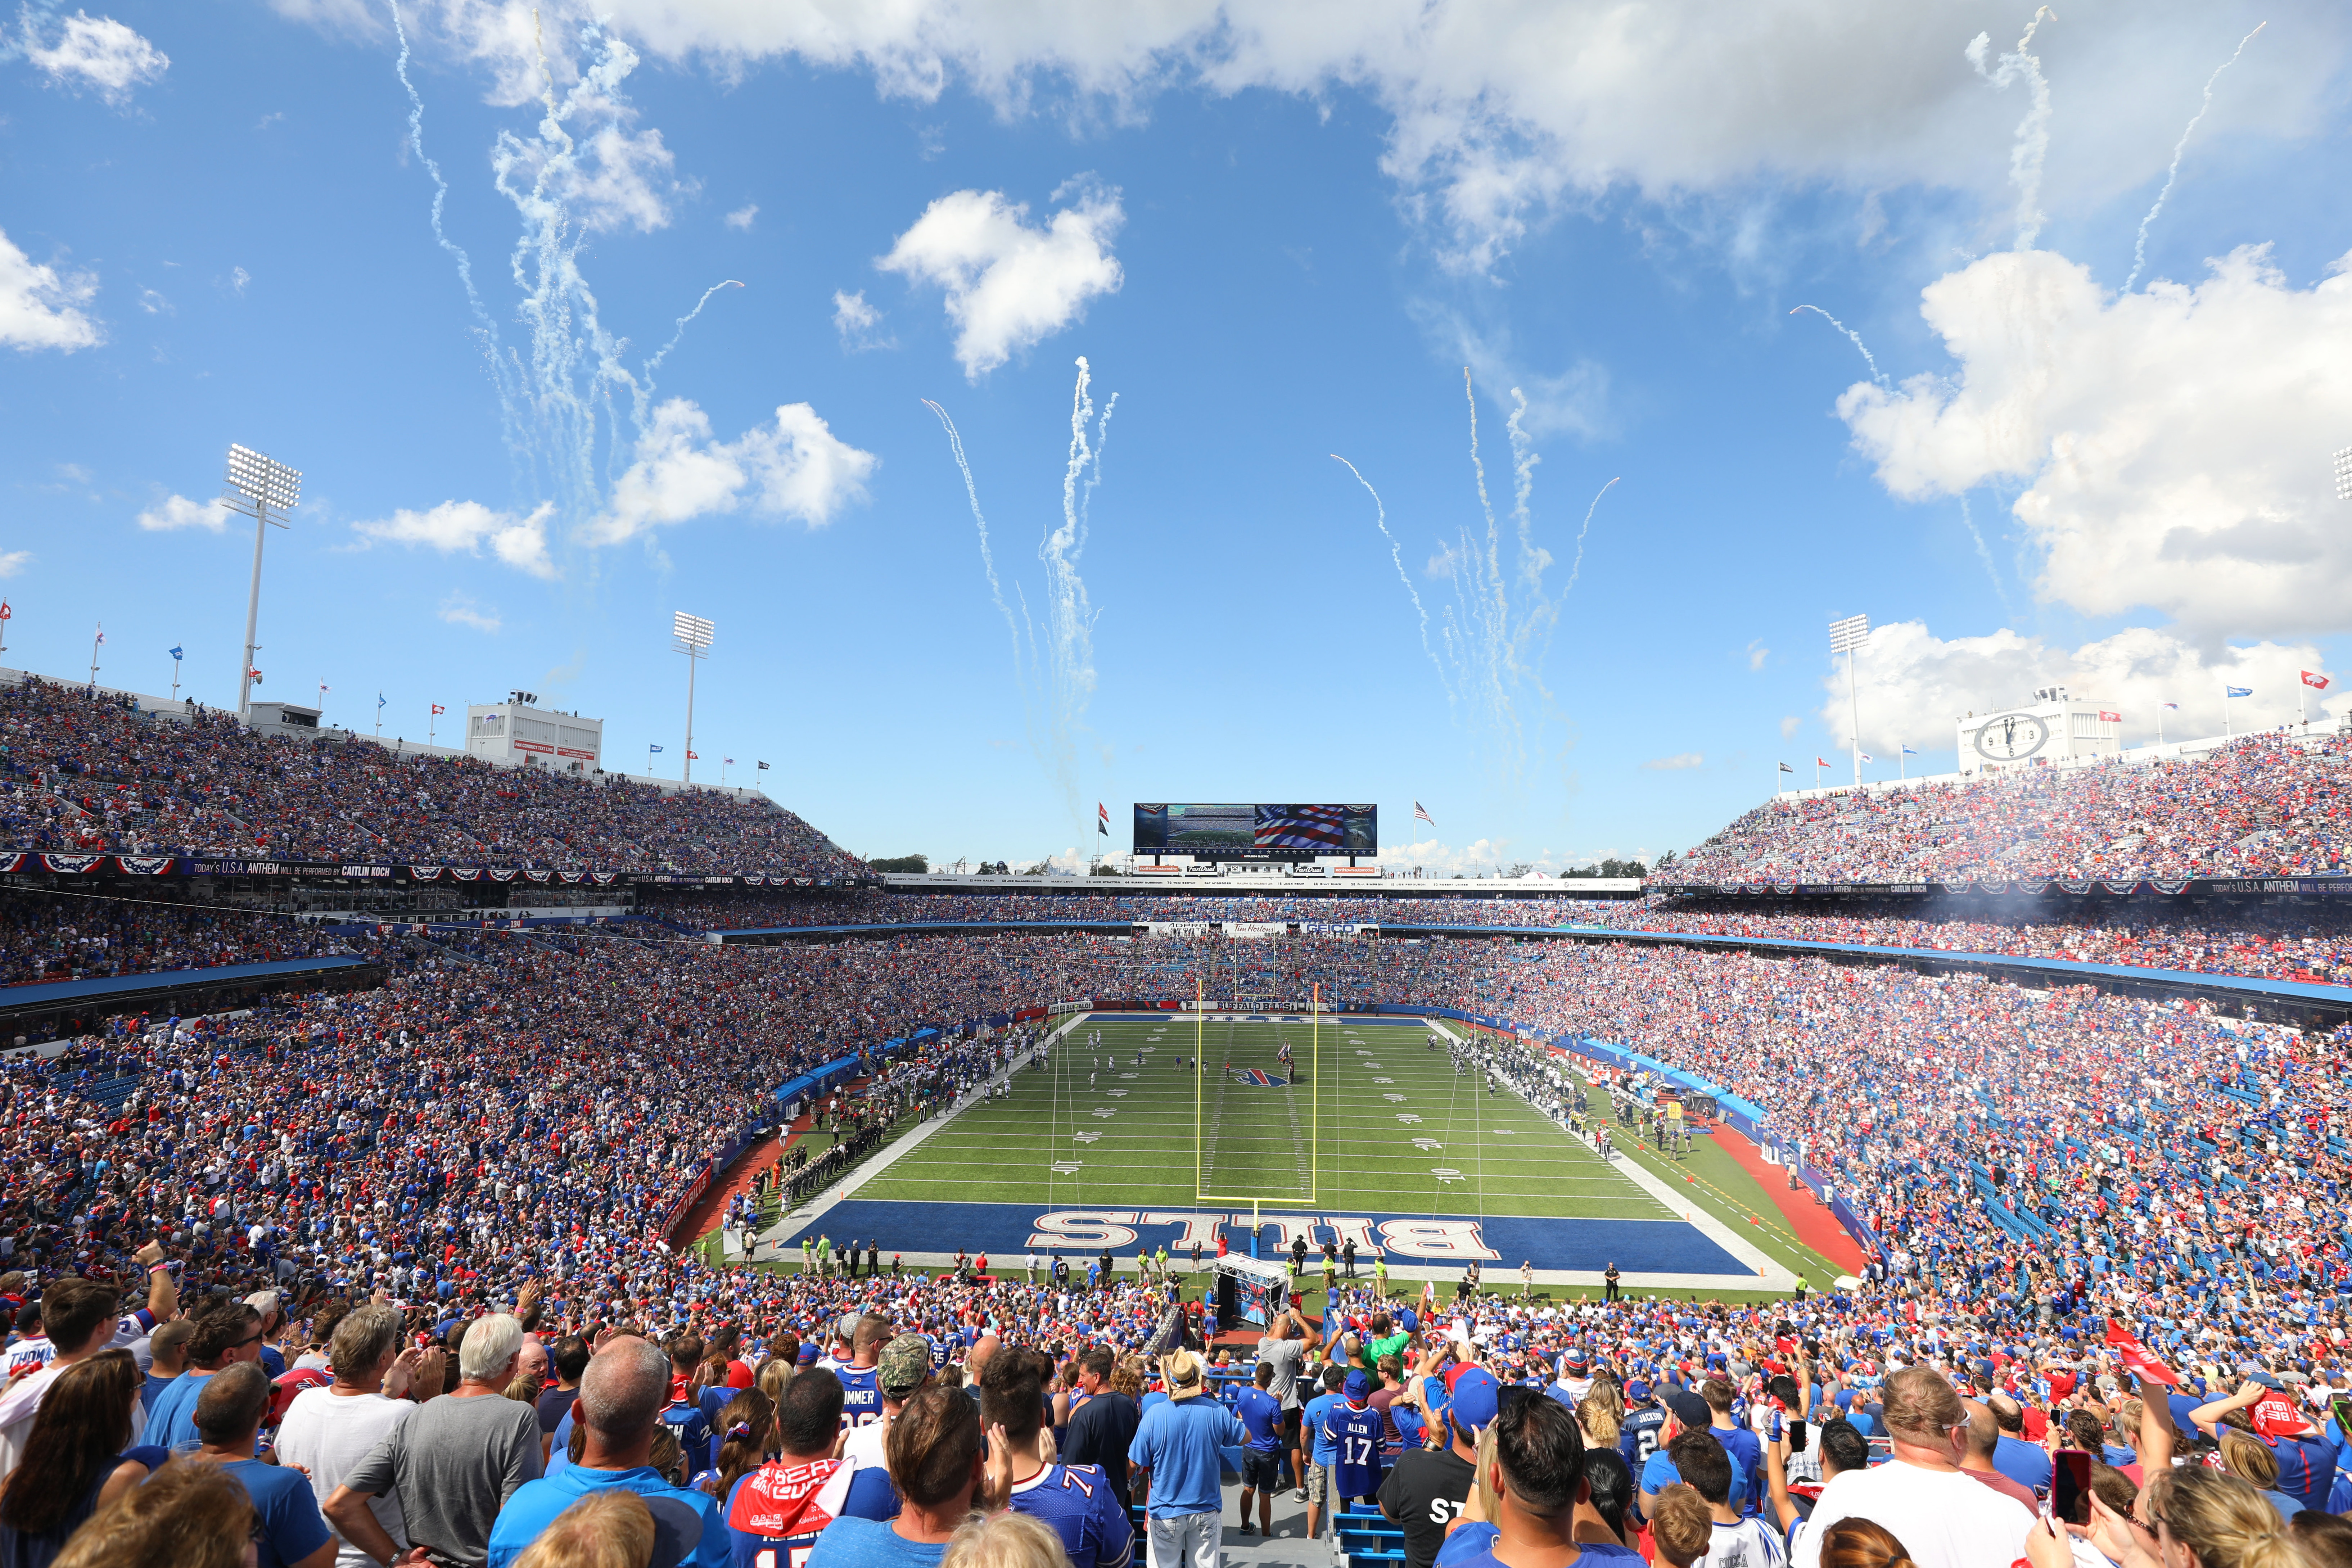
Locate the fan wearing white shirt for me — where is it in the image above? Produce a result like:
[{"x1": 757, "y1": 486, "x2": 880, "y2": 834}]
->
[
  {"x1": 1791, "y1": 1367, "x2": 2033, "y2": 1568},
  {"x1": 275, "y1": 1305, "x2": 440, "y2": 1568}
]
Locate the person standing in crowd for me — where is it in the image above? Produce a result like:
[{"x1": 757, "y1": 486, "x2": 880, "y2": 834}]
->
[
  {"x1": 142, "y1": 1300, "x2": 263, "y2": 1451},
  {"x1": 1380, "y1": 1365, "x2": 1495, "y2": 1568},
  {"x1": 1127, "y1": 1350, "x2": 1245, "y2": 1568},
  {"x1": 1061, "y1": 1346, "x2": 1143, "y2": 1511},
  {"x1": 276, "y1": 1305, "x2": 435, "y2": 1568},
  {"x1": 0, "y1": 1267, "x2": 171, "y2": 1479},
  {"x1": 1254, "y1": 1310, "x2": 1307, "y2": 1501},
  {"x1": 1432, "y1": 1392, "x2": 1640, "y2": 1568},
  {"x1": 1791, "y1": 1367, "x2": 2033, "y2": 1568},
  {"x1": 1233, "y1": 1362, "x2": 1283, "y2": 1538},
  {"x1": 979, "y1": 1347, "x2": 1132, "y2": 1568},
  {"x1": 0, "y1": 1350, "x2": 163, "y2": 1567},
  {"x1": 486, "y1": 1335, "x2": 726, "y2": 1568},
  {"x1": 192, "y1": 1363, "x2": 339, "y2": 1568},
  {"x1": 809, "y1": 1385, "x2": 984, "y2": 1568},
  {"x1": 325, "y1": 1313, "x2": 543, "y2": 1568}
]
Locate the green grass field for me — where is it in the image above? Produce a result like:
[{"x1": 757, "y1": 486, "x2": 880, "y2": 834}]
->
[{"x1": 853, "y1": 1015, "x2": 1671, "y2": 1221}]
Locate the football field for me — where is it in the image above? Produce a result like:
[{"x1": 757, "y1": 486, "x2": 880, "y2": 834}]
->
[{"x1": 761, "y1": 1013, "x2": 1824, "y2": 1292}]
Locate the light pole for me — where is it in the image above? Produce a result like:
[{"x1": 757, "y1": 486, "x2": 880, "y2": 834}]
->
[
  {"x1": 1829, "y1": 613, "x2": 1870, "y2": 787},
  {"x1": 169, "y1": 645, "x2": 183, "y2": 702},
  {"x1": 221, "y1": 444, "x2": 302, "y2": 719},
  {"x1": 672, "y1": 611, "x2": 714, "y2": 786},
  {"x1": 88, "y1": 622, "x2": 103, "y2": 689}
]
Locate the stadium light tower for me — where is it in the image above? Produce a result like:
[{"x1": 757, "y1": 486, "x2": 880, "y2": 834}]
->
[
  {"x1": 1829, "y1": 613, "x2": 1870, "y2": 788},
  {"x1": 672, "y1": 611, "x2": 714, "y2": 785},
  {"x1": 221, "y1": 443, "x2": 302, "y2": 719},
  {"x1": 2333, "y1": 446, "x2": 2352, "y2": 502}
]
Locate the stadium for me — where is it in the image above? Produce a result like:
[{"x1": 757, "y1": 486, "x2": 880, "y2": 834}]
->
[{"x1": 8, "y1": 6, "x2": 2352, "y2": 1567}]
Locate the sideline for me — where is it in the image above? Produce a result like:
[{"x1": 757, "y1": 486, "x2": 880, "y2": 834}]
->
[
  {"x1": 741, "y1": 1013, "x2": 1087, "y2": 1259},
  {"x1": 1423, "y1": 1019, "x2": 1797, "y2": 1291}
]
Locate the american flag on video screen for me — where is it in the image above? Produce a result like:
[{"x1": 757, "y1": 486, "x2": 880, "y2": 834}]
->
[{"x1": 1255, "y1": 804, "x2": 1349, "y2": 851}]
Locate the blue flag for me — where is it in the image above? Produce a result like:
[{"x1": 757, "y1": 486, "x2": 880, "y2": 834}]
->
[
  {"x1": 2226, "y1": 686, "x2": 2252, "y2": 698},
  {"x1": 649, "y1": 743, "x2": 665, "y2": 753},
  {"x1": 168, "y1": 645, "x2": 183, "y2": 660}
]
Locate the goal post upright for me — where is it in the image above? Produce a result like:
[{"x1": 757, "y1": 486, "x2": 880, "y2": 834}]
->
[
  {"x1": 1194, "y1": 971, "x2": 1204, "y2": 1201},
  {"x1": 1310, "y1": 982, "x2": 1321, "y2": 1205}
]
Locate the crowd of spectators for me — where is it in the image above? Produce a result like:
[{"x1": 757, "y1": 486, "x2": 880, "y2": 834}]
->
[
  {"x1": 1671, "y1": 731, "x2": 2352, "y2": 885},
  {"x1": 0, "y1": 676, "x2": 864, "y2": 878},
  {"x1": 0, "y1": 889, "x2": 365, "y2": 986}
]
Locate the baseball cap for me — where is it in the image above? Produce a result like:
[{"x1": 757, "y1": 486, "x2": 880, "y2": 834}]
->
[
  {"x1": 878, "y1": 1334, "x2": 934, "y2": 1397},
  {"x1": 1561, "y1": 1349, "x2": 1590, "y2": 1374},
  {"x1": 1665, "y1": 1389, "x2": 1711, "y2": 1429},
  {"x1": 795, "y1": 1343, "x2": 821, "y2": 1367},
  {"x1": 1450, "y1": 1368, "x2": 1501, "y2": 1436},
  {"x1": 1626, "y1": 1379, "x2": 1652, "y2": 1402}
]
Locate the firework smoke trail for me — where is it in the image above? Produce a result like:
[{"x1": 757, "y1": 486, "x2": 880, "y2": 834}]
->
[
  {"x1": 644, "y1": 280, "x2": 744, "y2": 380},
  {"x1": 1559, "y1": 476, "x2": 1619, "y2": 601},
  {"x1": 2125, "y1": 23, "x2": 2265, "y2": 292},
  {"x1": 1038, "y1": 358, "x2": 1110, "y2": 818},
  {"x1": 1788, "y1": 306, "x2": 1889, "y2": 387},
  {"x1": 1332, "y1": 454, "x2": 1449, "y2": 700},
  {"x1": 1968, "y1": 7, "x2": 2057, "y2": 250},
  {"x1": 484, "y1": 14, "x2": 653, "y2": 522},
  {"x1": 922, "y1": 399, "x2": 1025, "y2": 679},
  {"x1": 386, "y1": 1, "x2": 521, "y2": 455},
  {"x1": 1958, "y1": 494, "x2": 2014, "y2": 614}
]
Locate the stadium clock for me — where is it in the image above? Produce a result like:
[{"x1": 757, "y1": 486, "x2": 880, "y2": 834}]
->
[{"x1": 1972, "y1": 711, "x2": 2050, "y2": 761}]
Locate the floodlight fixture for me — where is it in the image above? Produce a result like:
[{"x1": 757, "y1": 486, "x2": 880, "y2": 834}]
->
[
  {"x1": 2333, "y1": 446, "x2": 2352, "y2": 503},
  {"x1": 1829, "y1": 613, "x2": 1871, "y2": 787},
  {"x1": 671, "y1": 611, "x2": 715, "y2": 783},
  {"x1": 221, "y1": 443, "x2": 302, "y2": 719}
]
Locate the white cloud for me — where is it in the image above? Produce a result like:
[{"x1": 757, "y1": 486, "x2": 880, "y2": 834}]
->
[
  {"x1": 417, "y1": 0, "x2": 2349, "y2": 271},
  {"x1": 878, "y1": 182, "x2": 1123, "y2": 379},
  {"x1": 1642, "y1": 752, "x2": 1705, "y2": 771},
  {"x1": 563, "y1": 124, "x2": 687, "y2": 232},
  {"x1": 831, "y1": 289, "x2": 890, "y2": 352},
  {"x1": 1822, "y1": 619, "x2": 2330, "y2": 755},
  {"x1": 1746, "y1": 640, "x2": 1768, "y2": 672},
  {"x1": 1838, "y1": 245, "x2": 2352, "y2": 638},
  {"x1": 137, "y1": 287, "x2": 169, "y2": 315},
  {"x1": 230, "y1": 266, "x2": 249, "y2": 295},
  {"x1": 23, "y1": 10, "x2": 169, "y2": 103},
  {"x1": 354, "y1": 499, "x2": 558, "y2": 578},
  {"x1": 586, "y1": 397, "x2": 877, "y2": 544},
  {"x1": 0, "y1": 229, "x2": 101, "y2": 352},
  {"x1": 438, "y1": 593, "x2": 502, "y2": 633},
  {"x1": 0, "y1": 550, "x2": 29, "y2": 577},
  {"x1": 1779, "y1": 714, "x2": 1801, "y2": 741},
  {"x1": 724, "y1": 203, "x2": 758, "y2": 230},
  {"x1": 136, "y1": 494, "x2": 225, "y2": 532}
]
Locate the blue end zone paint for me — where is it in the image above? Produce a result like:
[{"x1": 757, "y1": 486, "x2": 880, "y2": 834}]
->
[{"x1": 772, "y1": 1201, "x2": 1750, "y2": 1277}]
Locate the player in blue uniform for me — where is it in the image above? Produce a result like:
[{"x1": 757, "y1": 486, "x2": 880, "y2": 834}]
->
[{"x1": 1325, "y1": 1370, "x2": 1387, "y2": 1515}]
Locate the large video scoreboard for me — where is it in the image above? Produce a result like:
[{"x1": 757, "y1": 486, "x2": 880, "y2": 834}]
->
[{"x1": 1132, "y1": 803, "x2": 1378, "y2": 862}]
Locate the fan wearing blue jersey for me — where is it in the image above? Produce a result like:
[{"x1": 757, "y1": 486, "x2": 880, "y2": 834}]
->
[
  {"x1": 978, "y1": 1347, "x2": 1133, "y2": 1568},
  {"x1": 1325, "y1": 1370, "x2": 1387, "y2": 1512},
  {"x1": 1433, "y1": 1392, "x2": 1643, "y2": 1568},
  {"x1": 1234, "y1": 1362, "x2": 1285, "y2": 1536},
  {"x1": 838, "y1": 1314, "x2": 893, "y2": 1433}
]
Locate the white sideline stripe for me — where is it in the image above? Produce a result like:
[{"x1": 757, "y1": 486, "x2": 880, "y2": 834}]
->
[
  {"x1": 1422, "y1": 1019, "x2": 1797, "y2": 1291},
  {"x1": 750, "y1": 1014, "x2": 1796, "y2": 1292}
]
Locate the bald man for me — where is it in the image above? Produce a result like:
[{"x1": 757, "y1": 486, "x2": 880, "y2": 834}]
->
[{"x1": 486, "y1": 1335, "x2": 727, "y2": 1568}]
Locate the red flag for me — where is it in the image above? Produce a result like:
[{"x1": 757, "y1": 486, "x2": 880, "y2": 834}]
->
[
  {"x1": 1815, "y1": 757, "x2": 1830, "y2": 768},
  {"x1": 2105, "y1": 1319, "x2": 2178, "y2": 1386},
  {"x1": 2303, "y1": 670, "x2": 2331, "y2": 691},
  {"x1": 2098, "y1": 710, "x2": 2120, "y2": 722}
]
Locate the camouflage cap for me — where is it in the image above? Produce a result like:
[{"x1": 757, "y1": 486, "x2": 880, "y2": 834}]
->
[{"x1": 878, "y1": 1333, "x2": 934, "y2": 1397}]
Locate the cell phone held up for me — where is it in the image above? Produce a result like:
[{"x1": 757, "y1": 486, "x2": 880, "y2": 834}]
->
[{"x1": 2050, "y1": 1448, "x2": 2093, "y2": 1527}]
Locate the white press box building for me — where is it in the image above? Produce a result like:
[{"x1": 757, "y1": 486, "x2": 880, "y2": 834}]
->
[{"x1": 466, "y1": 699, "x2": 604, "y2": 774}]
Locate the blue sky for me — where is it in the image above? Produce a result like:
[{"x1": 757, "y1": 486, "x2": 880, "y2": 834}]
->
[{"x1": 4, "y1": 0, "x2": 2350, "y2": 871}]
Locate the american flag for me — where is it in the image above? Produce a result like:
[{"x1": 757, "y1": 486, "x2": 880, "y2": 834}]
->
[
  {"x1": 1255, "y1": 804, "x2": 1348, "y2": 851},
  {"x1": 1413, "y1": 801, "x2": 1435, "y2": 826}
]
